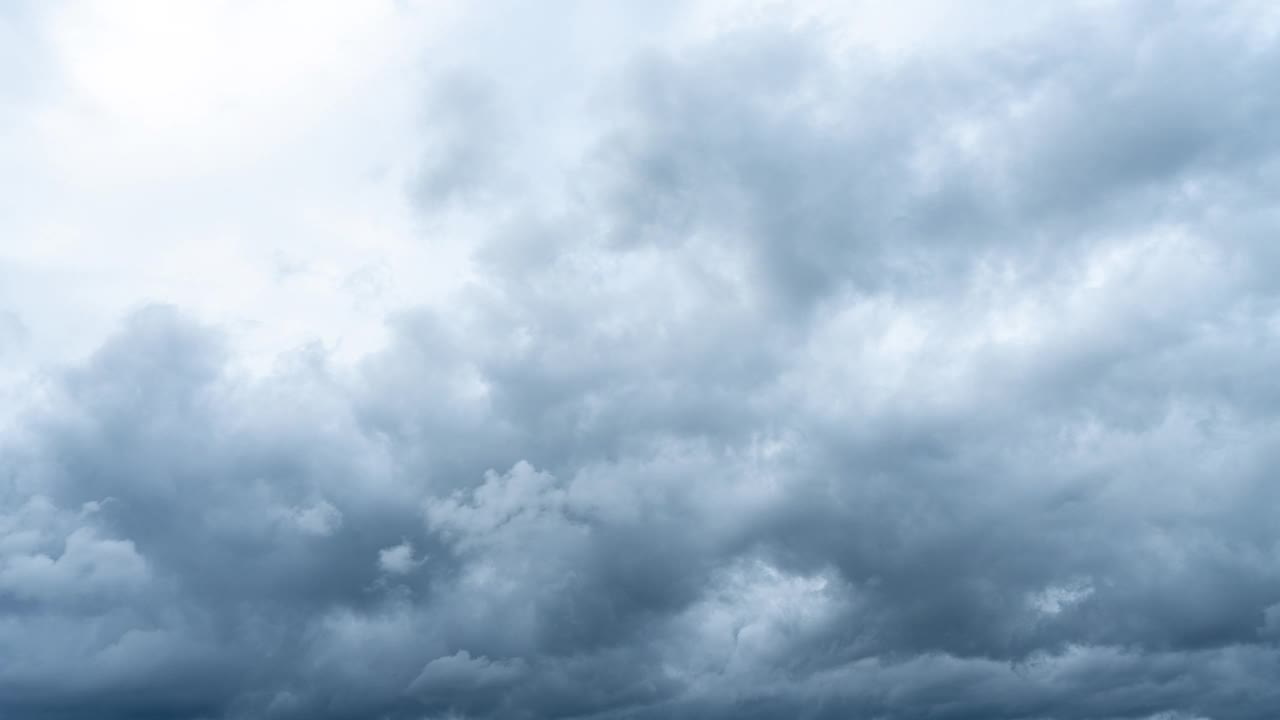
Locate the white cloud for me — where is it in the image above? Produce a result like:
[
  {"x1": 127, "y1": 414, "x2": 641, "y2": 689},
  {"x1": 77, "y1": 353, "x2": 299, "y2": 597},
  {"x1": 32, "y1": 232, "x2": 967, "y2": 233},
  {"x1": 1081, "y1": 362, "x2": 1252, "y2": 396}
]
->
[
  {"x1": 1, "y1": 0, "x2": 471, "y2": 373},
  {"x1": 0, "y1": 525, "x2": 149, "y2": 603},
  {"x1": 378, "y1": 541, "x2": 419, "y2": 575},
  {"x1": 1029, "y1": 580, "x2": 1095, "y2": 616}
]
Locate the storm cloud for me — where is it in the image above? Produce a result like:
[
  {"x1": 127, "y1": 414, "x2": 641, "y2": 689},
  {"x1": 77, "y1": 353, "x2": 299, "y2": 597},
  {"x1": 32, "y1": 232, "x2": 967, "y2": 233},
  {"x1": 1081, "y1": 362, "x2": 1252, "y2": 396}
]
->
[{"x1": 3, "y1": 1, "x2": 1280, "y2": 718}]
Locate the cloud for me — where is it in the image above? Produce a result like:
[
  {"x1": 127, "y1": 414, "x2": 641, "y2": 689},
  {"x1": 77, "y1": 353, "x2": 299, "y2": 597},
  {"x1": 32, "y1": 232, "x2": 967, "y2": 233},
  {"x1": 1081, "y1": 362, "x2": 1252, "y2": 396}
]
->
[
  {"x1": 377, "y1": 541, "x2": 419, "y2": 575},
  {"x1": 4, "y1": 1, "x2": 1280, "y2": 719},
  {"x1": 285, "y1": 500, "x2": 344, "y2": 537},
  {"x1": 0, "y1": 496, "x2": 149, "y2": 608}
]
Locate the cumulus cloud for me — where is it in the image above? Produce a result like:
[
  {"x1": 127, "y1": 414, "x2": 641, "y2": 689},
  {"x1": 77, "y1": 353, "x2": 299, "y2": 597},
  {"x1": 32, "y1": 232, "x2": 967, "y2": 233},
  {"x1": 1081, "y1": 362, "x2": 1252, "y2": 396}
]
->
[
  {"x1": 377, "y1": 541, "x2": 419, "y2": 575},
  {"x1": 3, "y1": 1, "x2": 1280, "y2": 719},
  {"x1": 0, "y1": 496, "x2": 149, "y2": 606}
]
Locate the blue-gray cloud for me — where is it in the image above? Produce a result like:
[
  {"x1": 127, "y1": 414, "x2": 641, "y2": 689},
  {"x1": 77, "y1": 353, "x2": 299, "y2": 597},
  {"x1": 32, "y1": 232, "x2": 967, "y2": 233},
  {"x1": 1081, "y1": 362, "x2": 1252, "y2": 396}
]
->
[{"x1": 4, "y1": 2, "x2": 1280, "y2": 719}]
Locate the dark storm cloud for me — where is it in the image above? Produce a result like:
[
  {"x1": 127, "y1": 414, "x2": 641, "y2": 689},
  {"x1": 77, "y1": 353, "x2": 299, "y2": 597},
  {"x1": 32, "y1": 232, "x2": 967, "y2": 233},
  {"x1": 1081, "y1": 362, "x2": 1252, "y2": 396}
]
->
[
  {"x1": 582, "y1": 3, "x2": 1280, "y2": 310},
  {"x1": 5, "y1": 2, "x2": 1280, "y2": 719}
]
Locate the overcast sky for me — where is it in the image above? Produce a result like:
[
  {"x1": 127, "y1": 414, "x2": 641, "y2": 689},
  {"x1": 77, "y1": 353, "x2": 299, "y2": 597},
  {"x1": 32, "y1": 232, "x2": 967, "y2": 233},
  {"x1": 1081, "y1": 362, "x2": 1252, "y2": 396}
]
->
[{"x1": 3, "y1": 1, "x2": 1280, "y2": 719}]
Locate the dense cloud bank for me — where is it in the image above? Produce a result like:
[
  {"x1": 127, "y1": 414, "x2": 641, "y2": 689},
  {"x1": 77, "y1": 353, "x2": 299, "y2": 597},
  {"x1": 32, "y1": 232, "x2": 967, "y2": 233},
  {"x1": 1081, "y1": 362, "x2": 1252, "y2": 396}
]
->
[{"x1": 5, "y1": 2, "x2": 1280, "y2": 718}]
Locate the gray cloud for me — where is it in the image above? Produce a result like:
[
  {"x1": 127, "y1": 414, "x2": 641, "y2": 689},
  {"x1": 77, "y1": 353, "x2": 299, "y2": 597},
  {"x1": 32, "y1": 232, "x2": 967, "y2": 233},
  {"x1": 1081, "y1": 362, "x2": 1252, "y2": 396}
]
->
[
  {"x1": 413, "y1": 71, "x2": 511, "y2": 210},
  {"x1": 5, "y1": 2, "x2": 1280, "y2": 719}
]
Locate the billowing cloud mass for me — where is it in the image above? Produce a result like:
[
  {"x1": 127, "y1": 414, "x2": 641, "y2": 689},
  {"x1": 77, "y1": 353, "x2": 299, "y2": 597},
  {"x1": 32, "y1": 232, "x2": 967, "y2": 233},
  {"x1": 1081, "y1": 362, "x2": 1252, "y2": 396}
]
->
[{"x1": 3, "y1": 1, "x2": 1280, "y2": 718}]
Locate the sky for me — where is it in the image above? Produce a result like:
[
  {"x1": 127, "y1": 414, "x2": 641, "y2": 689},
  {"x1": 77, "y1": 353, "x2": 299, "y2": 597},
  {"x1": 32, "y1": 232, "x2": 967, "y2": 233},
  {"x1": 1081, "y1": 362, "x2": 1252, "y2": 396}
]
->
[{"x1": 2, "y1": 1, "x2": 1280, "y2": 719}]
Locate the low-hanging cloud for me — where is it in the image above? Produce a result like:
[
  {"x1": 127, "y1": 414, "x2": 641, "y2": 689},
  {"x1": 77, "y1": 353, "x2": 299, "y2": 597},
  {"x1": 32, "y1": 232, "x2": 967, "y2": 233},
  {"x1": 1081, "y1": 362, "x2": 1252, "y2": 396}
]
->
[{"x1": 4, "y1": 1, "x2": 1280, "y2": 719}]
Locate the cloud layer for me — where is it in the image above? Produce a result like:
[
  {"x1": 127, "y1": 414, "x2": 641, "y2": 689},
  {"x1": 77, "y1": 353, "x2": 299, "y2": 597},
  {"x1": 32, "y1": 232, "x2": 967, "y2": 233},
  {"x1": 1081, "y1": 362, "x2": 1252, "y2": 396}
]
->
[{"x1": 4, "y1": 1, "x2": 1280, "y2": 718}]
